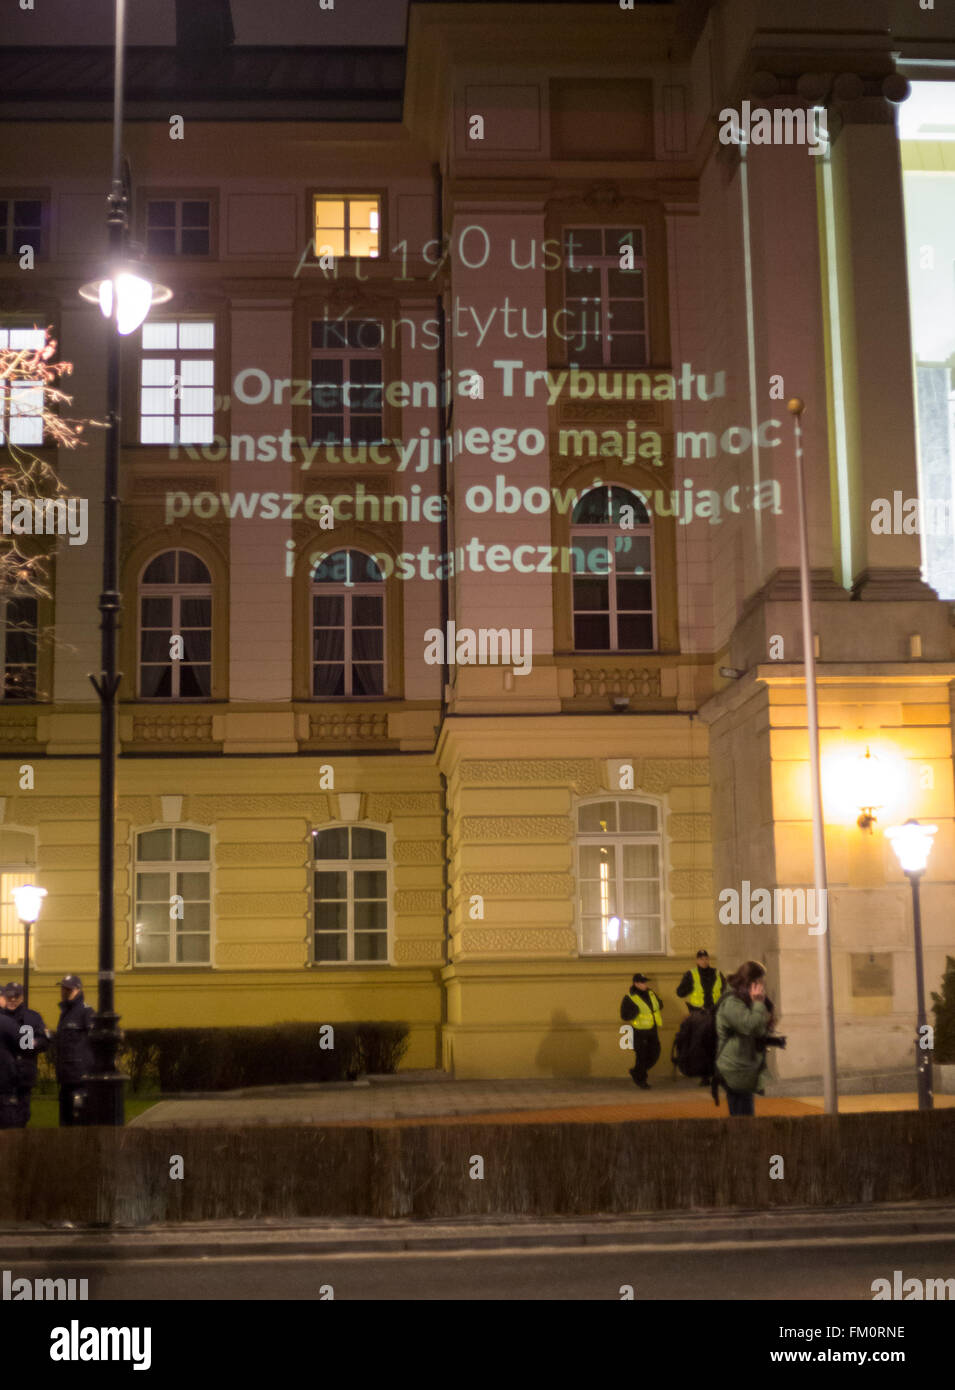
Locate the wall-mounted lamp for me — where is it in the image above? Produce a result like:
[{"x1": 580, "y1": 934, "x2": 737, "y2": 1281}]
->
[{"x1": 856, "y1": 746, "x2": 884, "y2": 831}]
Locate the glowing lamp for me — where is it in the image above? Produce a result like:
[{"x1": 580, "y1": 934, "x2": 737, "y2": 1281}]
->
[
  {"x1": 80, "y1": 264, "x2": 171, "y2": 336},
  {"x1": 886, "y1": 819, "x2": 937, "y2": 876},
  {"x1": 856, "y1": 746, "x2": 885, "y2": 831},
  {"x1": 11, "y1": 884, "x2": 46, "y2": 924}
]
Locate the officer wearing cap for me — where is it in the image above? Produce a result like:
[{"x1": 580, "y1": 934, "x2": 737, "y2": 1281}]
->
[
  {"x1": 0, "y1": 981, "x2": 50, "y2": 1127},
  {"x1": 55, "y1": 975, "x2": 94, "y2": 1127},
  {"x1": 619, "y1": 972, "x2": 663, "y2": 1089},
  {"x1": 676, "y1": 949, "x2": 725, "y2": 1013}
]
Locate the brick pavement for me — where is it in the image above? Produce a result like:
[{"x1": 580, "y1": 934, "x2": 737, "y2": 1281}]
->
[{"x1": 128, "y1": 1074, "x2": 953, "y2": 1128}]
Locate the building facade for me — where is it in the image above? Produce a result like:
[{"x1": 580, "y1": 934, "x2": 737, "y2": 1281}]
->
[{"x1": 0, "y1": 0, "x2": 953, "y2": 1079}]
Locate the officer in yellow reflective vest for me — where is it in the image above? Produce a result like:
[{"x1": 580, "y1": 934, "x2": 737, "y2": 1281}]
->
[
  {"x1": 677, "y1": 949, "x2": 726, "y2": 1013},
  {"x1": 620, "y1": 973, "x2": 663, "y2": 1089}
]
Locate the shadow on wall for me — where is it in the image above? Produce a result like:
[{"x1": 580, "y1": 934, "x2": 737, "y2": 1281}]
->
[{"x1": 535, "y1": 1009, "x2": 599, "y2": 1078}]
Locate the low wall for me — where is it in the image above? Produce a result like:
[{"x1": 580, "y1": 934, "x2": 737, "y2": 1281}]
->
[{"x1": 0, "y1": 1111, "x2": 952, "y2": 1224}]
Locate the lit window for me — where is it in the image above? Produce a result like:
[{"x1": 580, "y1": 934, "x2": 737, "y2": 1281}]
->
[
  {"x1": 313, "y1": 196, "x2": 380, "y2": 259},
  {"x1": 145, "y1": 199, "x2": 211, "y2": 257},
  {"x1": 576, "y1": 799, "x2": 663, "y2": 955},
  {"x1": 0, "y1": 327, "x2": 46, "y2": 445},
  {"x1": 0, "y1": 200, "x2": 44, "y2": 260},
  {"x1": 134, "y1": 827, "x2": 211, "y2": 965},
  {"x1": 311, "y1": 549, "x2": 384, "y2": 696},
  {"x1": 562, "y1": 227, "x2": 648, "y2": 367},
  {"x1": 0, "y1": 871, "x2": 37, "y2": 967},
  {"x1": 312, "y1": 824, "x2": 389, "y2": 963},
  {"x1": 571, "y1": 486, "x2": 654, "y2": 651},
  {"x1": 310, "y1": 318, "x2": 384, "y2": 445},
  {"x1": 139, "y1": 550, "x2": 212, "y2": 699},
  {"x1": 139, "y1": 319, "x2": 215, "y2": 445},
  {"x1": 0, "y1": 596, "x2": 38, "y2": 700}
]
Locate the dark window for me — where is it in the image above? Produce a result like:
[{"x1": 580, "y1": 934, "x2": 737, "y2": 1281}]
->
[
  {"x1": 562, "y1": 227, "x2": 648, "y2": 367},
  {"x1": 571, "y1": 486, "x2": 654, "y2": 651},
  {"x1": 146, "y1": 199, "x2": 211, "y2": 257},
  {"x1": 139, "y1": 550, "x2": 212, "y2": 699},
  {"x1": 311, "y1": 549, "x2": 385, "y2": 696},
  {"x1": 310, "y1": 319, "x2": 383, "y2": 445}
]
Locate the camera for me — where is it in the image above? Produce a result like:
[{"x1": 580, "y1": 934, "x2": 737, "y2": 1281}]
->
[{"x1": 757, "y1": 1035, "x2": 787, "y2": 1050}]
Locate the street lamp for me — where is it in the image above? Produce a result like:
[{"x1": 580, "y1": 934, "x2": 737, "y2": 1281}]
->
[
  {"x1": 787, "y1": 398, "x2": 838, "y2": 1115},
  {"x1": 11, "y1": 885, "x2": 46, "y2": 1008},
  {"x1": 77, "y1": 0, "x2": 170, "y2": 1127},
  {"x1": 885, "y1": 818, "x2": 937, "y2": 1111},
  {"x1": 79, "y1": 261, "x2": 171, "y2": 337}
]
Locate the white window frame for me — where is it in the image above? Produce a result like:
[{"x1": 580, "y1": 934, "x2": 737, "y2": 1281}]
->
[
  {"x1": 563, "y1": 225, "x2": 649, "y2": 368},
  {"x1": 310, "y1": 821, "x2": 393, "y2": 966},
  {"x1": 0, "y1": 868, "x2": 38, "y2": 968},
  {"x1": 139, "y1": 318, "x2": 215, "y2": 445},
  {"x1": 310, "y1": 317, "x2": 384, "y2": 446},
  {"x1": 312, "y1": 194, "x2": 381, "y2": 260},
  {"x1": 311, "y1": 549, "x2": 386, "y2": 698},
  {"x1": 0, "y1": 594, "x2": 38, "y2": 701},
  {"x1": 574, "y1": 795, "x2": 667, "y2": 957},
  {"x1": 0, "y1": 326, "x2": 46, "y2": 446},
  {"x1": 138, "y1": 549, "x2": 213, "y2": 700},
  {"x1": 132, "y1": 823, "x2": 214, "y2": 968},
  {"x1": 571, "y1": 485, "x2": 656, "y2": 652}
]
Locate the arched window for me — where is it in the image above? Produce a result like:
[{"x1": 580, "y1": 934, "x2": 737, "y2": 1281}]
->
[
  {"x1": 134, "y1": 825, "x2": 212, "y2": 965},
  {"x1": 570, "y1": 485, "x2": 654, "y2": 651},
  {"x1": 139, "y1": 549, "x2": 212, "y2": 698},
  {"x1": 575, "y1": 797, "x2": 664, "y2": 955},
  {"x1": 311, "y1": 548, "x2": 384, "y2": 696},
  {"x1": 312, "y1": 823, "x2": 391, "y2": 963}
]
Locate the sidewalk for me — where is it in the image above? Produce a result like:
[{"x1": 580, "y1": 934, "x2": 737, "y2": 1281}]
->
[{"x1": 128, "y1": 1071, "x2": 955, "y2": 1128}]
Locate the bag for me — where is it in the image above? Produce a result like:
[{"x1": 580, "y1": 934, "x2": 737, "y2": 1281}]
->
[
  {"x1": 671, "y1": 1007, "x2": 717, "y2": 1078},
  {"x1": 620, "y1": 993, "x2": 638, "y2": 1023}
]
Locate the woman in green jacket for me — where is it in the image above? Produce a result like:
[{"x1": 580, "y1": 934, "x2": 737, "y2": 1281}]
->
[{"x1": 714, "y1": 960, "x2": 775, "y2": 1116}]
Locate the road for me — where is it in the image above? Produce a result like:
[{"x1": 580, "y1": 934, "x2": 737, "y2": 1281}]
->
[{"x1": 7, "y1": 1205, "x2": 955, "y2": 1301}]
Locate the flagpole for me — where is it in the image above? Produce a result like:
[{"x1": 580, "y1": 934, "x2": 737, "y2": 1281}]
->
[{"x1": 788, "y1": 397, "x2": 838, "y2": 1116}]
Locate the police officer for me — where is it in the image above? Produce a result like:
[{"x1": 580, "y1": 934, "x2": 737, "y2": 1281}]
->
[
  {"x1": 0, "y1": 1005, "x2": 19, "y2": 1129},
  {"x1": 55, "y1": 974, "x2": 94, "y2": 1127},
  {"x1": 676, "y1": 949, "x2": 725, "y2": 1013},
  {"x1": 0, "y1": 981, "x2": 50, "y2": 1127},
  {"x1": 620, "y1": 972, "x2": 663, "y2": 1090}
]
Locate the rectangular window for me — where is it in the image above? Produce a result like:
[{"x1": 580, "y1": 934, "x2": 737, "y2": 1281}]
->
[
  {"x1": 0, "y1": 871, "x2": 37, "y2": 967},
  {"x1": 562, "y1": 227, "x2": 648, "y2": 367},
  {"x1": 146, "y1": 199, "x2": 211, "y2": 257},
  {"x1": 576, "y1": 799, "x2": 663, "y2": 954},
  {"x1": 1, "y1": 596, "x2": 38, "y2": 700},
  {"x1": 0, "y1": 199, "x2": 44, "y2": 260},
  {"x1": 312, "y1": 196, "x2": 380, "y2": 260},
  {"x1": 0, "y1": 327, "x2": 46, "y2": 445},
  {"x1": 312, "y1": 825, "x2": 389, "y2": 964},
  {"x1": 139, "y1": 320, "x2": 215, "y2": 445},
  {"x1": 310, "y1": 318, "x2": 384, "y2": 445},
  {"x1": 134, "y1": 827, "x2": 211, "y2": 965}
]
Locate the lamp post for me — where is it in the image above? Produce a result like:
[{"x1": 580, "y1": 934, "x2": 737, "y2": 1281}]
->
[
  {"x1": 11, "y1": 885, "x2": 46, "y2": 1008},
  {"x1": 77, "y1": 0, "x2": 170, "y2": 1126},
  {"x1": 787, "y1": 399, "x2": 838, "y2": 1115},
  {"x1": 886, "y1": 819, "x2": 937, "y2": 1111}
]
